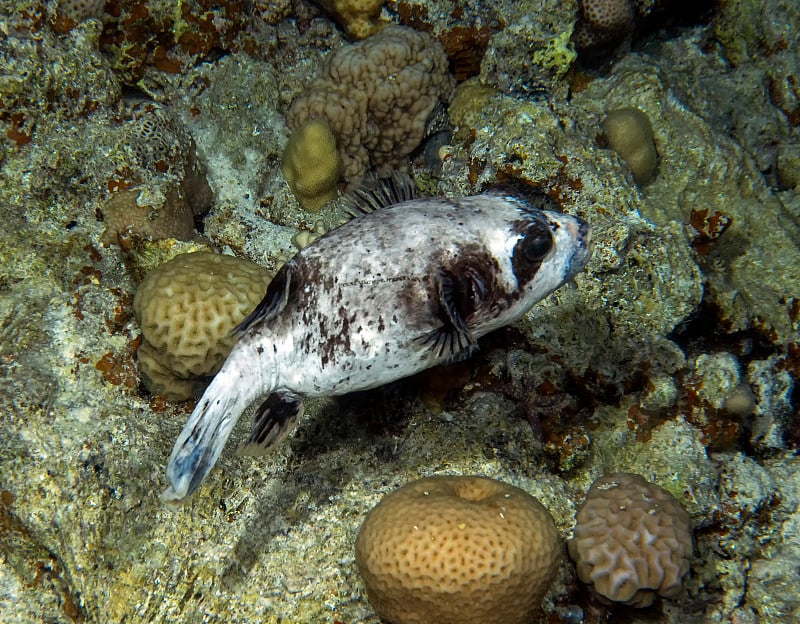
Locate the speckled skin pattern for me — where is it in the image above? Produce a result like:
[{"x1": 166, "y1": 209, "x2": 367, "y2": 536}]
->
[{"x1": 162, "y1": 191, "x2": 592, "y2": 503}]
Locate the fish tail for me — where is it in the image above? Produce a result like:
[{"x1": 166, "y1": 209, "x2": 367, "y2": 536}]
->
[{"x1": 160, "y1": 347, "x2": 269, "y2": 506}]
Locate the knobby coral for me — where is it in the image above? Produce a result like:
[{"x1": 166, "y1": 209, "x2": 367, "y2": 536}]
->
[{"x1": 286, "y1": 25, "x2": 455, "y2": 187}]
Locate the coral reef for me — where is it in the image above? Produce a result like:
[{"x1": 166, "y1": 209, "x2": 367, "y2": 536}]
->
[
  {"x1": 287, "y1": 25, "x2": 455, "y2": 184},
  {"x1": 478, "y1": 0, "x2": 579, "y2": 99},
  {"x1": 1, "y1": 0, "x2": 799, "y2": 623},
  {"x1": 133, "y1": 252, "x2": 272, "y2": 400},
  {"x1": 569, "y1": 472, "x2": 693, "y2": 607},
  {"x1": 355, "y1": 475, "x2": 561, "y2": 624},
  {"x1": 97, "y1": 0, "x2": 249, "y2": 85}
]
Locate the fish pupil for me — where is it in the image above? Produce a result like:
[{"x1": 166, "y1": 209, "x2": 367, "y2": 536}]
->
[{"x1": 522, "y1": 225, "x2": 553, "y2": 261}]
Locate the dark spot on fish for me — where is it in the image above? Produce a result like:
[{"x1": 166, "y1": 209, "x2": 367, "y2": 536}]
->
[
  {"x1": 511, "y1": 219, "x2": 531, "y2": 235},
  {"x1": 512, "y1": 220, "x2": 553, "y2": 286},
  {"x1": 441, "y1": 243, "x2": 504, "y2": 323},
  {"x1": 257, "y1": 346, "x2": 264, "y2": 355}
]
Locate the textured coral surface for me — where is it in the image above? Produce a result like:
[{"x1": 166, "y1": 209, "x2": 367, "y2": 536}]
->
[
  {"x1": 134, "y1": 252, "x2": 272, "y2": 399},
  {"x1": 287, "y1": 25, "x2": 455, "y2": 183},
  {"x1": 569, "y1": 473, "x2": 693, "y2": 607},
  {"x1": 355, "y1": 475, "x2": 561, "y2": 624}
]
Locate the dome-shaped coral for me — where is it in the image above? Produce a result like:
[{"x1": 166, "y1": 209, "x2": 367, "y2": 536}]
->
[
  {"x1": 133, "y1": 252, "x2": 272, "y2": 400},
  {"x1": 355, "y1": 475, "x2": 561, "y2": 624},
  {"x1": 568, "y1": 472, "x2": 693, "y2": 607}
]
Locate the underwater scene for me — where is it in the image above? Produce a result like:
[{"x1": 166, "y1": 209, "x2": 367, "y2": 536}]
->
[{"x1": 1, "y1": 0, "x2": 799, "y2": 622}]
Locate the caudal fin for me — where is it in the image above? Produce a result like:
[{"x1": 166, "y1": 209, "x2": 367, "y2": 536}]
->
[{"x1": 160, "y1": 350, "x2": 265, "y2": 505}]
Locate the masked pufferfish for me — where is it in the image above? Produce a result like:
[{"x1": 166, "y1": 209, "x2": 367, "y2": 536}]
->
[{"x1": 162, "y1": 175, "x2": 592, "y2": 504}]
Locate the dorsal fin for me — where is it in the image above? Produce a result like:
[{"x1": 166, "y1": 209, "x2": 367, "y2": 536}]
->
[
  {"x1": 341, "y1": 171, "x2": 419, "y2": 217},
  {"x1": 235, "y1": 264, "x2": 293, "y2": 335}
]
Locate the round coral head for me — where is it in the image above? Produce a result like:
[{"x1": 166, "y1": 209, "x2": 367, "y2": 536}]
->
[
  {"x1": 568, "y1": 472, "x2": 693, "y2": 607},
  {"x1": 355, "y1": 475, "x2": 561, "y2": 624}
]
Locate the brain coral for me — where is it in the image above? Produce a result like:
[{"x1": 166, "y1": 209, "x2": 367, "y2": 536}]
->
[
  {"x1": 568, "y1": 472, "x2": 693, "y2": 607},
  {"x1": 287, "y1": 25, "x2": 455, "y2": 185},
  {"x1": 355, "y1": 475, "x2": 561, "y2": 624},
  {"x1": 133, "y1": 252, "x2": 271, "y2": 401}
]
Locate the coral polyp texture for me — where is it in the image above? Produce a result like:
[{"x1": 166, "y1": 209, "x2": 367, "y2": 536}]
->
[
  {"x1": 133, "y1": 252, "x2": 272, "y2": 401},
  {"x1": 54, "y1": 0, "x2": 106, "y2": 23},
  {"x1": 568, "y1": 472, "x2": 694, "y2": 607},
  {"x1": 575, "y1": 0, "x2": 635, "y2": 51},
  {"x1": 286, "y1": 25, "x2": 455, "y2": 185},
  {"x1": 355, "y1": 475, "x2": 561, "y2": 624}
]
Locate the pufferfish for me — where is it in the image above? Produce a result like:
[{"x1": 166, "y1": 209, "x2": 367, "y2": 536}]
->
[{"x1": 161, "y1": 176, "x2": 592, "y2": 504}]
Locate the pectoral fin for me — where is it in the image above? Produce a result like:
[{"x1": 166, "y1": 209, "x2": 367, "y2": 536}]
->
[
  {"x1": 417, "y1": 270, "x2": 478, "y2": 363},
  {"x1": 237, "y1": 393, "x2": 303, "y2": 457}
]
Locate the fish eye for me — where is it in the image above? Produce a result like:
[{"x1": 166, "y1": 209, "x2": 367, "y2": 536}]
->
[{"x1": 521, "y1": 225, "x2": 553, "y2": 262}]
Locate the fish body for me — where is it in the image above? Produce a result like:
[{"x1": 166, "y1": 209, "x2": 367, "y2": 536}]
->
[{"x1": 162, "y1": 184, "x2": 592, "y2": 504}]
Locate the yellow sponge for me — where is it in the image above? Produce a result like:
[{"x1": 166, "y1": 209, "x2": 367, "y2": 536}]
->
[{"x1": 282, "y1": 119, "x2": 342, "y2": 212}]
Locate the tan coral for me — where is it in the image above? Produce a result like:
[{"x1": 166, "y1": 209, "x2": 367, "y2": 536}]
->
[
  {"x1": 355, "y1": 475, "x2": 561, "y2": 624},
  {"x1": 133, "y1": 252, "x2": 271, "y2": 401},
  {"x1": 603, "y1": 107, "x2": 658, "y2": 185},
  {"x1": 568, "y1": 472, "x2": 693, "y2": 607},
  {"x1": 313, "y1": 0, "x2": 386, "y2": 39},
  {"x1": 282, "y1": 119, "x2": 342, "y2": 212},
  {"x1": 287, "y1": 25, "x2": 455, "y2": 185}
]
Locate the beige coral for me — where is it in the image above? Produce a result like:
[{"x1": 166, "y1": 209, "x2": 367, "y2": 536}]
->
[
  {"x1": 133, "y1": 252, "x2": 271, "y2": 400},
  {"x1": 287, "y1": 25, "x2": 455, "y2": 185},
  {"x1": 568, "y1": 472, "x2": 693, "y2": 607},
  {"x1": 312, "y1": 0, "x2": 386, "y2": 39},
  {"x1": 355, "y1": 475, "x2": 561, "y2": 624},
  {"x1": 603, "y1": 107, "x2": 658, "y2": 185},
  {"x1": 281, "y1": 119, "x2": 342, "y2": 212}
]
